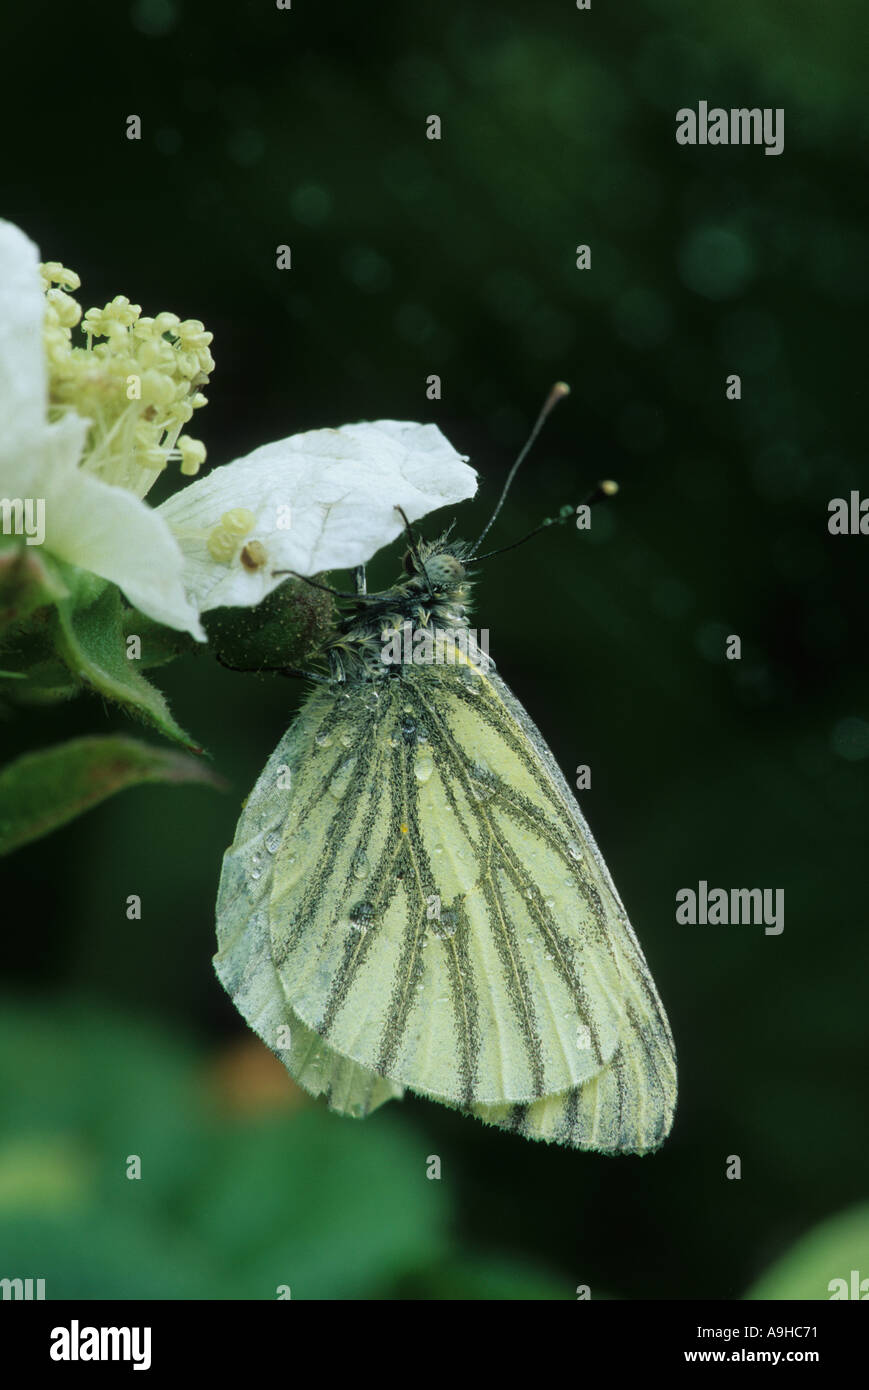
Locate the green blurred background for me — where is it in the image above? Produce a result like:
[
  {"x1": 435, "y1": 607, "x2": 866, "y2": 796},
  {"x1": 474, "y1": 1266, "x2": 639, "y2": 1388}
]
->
[{"x1": 2, "y1": 0, "x2": 867, "y2": 1299}]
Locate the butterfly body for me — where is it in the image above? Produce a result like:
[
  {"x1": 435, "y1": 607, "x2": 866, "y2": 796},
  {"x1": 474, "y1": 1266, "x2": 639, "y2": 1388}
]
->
[{"x1": 215, "y1": 536, "x2": 677, "y2": 1153}]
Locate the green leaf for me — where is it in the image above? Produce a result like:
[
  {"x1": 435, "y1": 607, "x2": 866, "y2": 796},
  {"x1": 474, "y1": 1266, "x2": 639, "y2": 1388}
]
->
[
  {"x1": 0, "y1": 1002, "x2": 450, "y2": 1299},
  {"x1": 50, "y1": 563, "x2": 202, "y2": 749},
  {"x1": 0, "y1": 735, "x2": 224, "y2": 855},
  {"x1": 744, "y1": 1204, "x2": 869, "y2": 1300},
  {"x1": 396, "y1": 1253, "x2": 574, "y2": 1300}
]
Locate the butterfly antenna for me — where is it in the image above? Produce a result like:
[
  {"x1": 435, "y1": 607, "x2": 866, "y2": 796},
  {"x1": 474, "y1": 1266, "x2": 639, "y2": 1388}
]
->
[
  {"x1": 473, "y1": 479, "x2": 619, "y2": 564},
  {"x1": 271, "y1": 570, "x2": 360, "y2": 599},
  {"x1": 471, "y1": 380, "x2": 571, "y2": 557}
]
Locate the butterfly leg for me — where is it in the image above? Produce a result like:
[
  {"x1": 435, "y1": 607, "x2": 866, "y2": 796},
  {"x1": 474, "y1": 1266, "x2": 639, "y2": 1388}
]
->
[{"x1": 215, "y1": 652, "x2": 329, "y2": 684}]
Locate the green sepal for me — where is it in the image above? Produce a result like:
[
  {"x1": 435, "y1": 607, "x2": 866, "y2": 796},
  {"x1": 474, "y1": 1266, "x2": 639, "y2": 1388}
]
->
[
  {"x1": 121, "y1": 608, "x2": 201, "y2": 670},
  {"x1": 49, "y1": 564, "x2": 203, "y2": 751},
  {"x1": 0, "y1": 543, "x2": 69, "y2": 635},
  {"x1": 0, "y1": 734, "x2": 225, "y2": 856}
]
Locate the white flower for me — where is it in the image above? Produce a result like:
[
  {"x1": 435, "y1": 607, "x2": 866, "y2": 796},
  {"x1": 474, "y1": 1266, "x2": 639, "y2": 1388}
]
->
[
  {"x1": 157, "y1": 421, "x2": 478, "y2": 613},
  {"x1": 0, "y1": 219, "x2": 207, "y2": 639},
  {"x1": 0, "y1": 217, "x2": 477, "y2": 640}
]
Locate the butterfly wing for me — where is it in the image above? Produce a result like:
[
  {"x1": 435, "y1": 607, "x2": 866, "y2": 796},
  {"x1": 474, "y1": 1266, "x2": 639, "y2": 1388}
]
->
[
  {"x1": 216, "y1": 658, "x2": 676, "y2": 1154},
  {"x1": 465, "y1": 667, "x2": 677, "y2": 1153},
  {"x1": 215, "y1": 727, "x2": 404, "y2": 1117}
]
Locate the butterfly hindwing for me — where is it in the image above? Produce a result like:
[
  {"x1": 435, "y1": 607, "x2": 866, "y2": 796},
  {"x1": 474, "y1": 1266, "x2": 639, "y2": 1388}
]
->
[{"x1": 214, "y1": 727, "x2": 403, "y2": 1118}]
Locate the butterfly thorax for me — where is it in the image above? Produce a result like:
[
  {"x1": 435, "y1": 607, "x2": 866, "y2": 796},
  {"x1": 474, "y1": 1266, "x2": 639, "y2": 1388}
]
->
[{"x1": 323, "y1": 537, "x2": 476, "y2": 683}]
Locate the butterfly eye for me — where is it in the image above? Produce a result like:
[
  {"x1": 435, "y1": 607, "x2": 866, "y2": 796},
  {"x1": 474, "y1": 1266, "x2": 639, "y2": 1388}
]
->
[
  {"x1": 425, "y1": 554, "x2": 464, "y2": 589},
  {"x1": 401, "y1": 549, "x2": 416, "y2": 576}
]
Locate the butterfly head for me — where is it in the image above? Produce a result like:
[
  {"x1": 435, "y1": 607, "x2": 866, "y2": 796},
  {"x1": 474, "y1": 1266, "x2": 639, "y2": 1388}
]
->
[{"x1": 401, "y1": 536, "x2": 472, "y2": 600}]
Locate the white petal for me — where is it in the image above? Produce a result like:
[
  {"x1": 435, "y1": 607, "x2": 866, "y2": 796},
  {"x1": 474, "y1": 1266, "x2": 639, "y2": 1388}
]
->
[
  {"x1": 157, "y1": 420, "x2": 477, "y2": 612},
  {"x1": 32, "y1": 416, "x2": 205, "y2": 639},
  {"x1": 0, "y1": 220, "x2": 49, "y2": 462}
]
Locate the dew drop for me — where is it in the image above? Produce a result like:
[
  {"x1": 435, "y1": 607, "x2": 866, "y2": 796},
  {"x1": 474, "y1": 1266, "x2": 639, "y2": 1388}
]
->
[
  {"x1": 328, "y1": 759, "x2": 353, "y2": 799},
  {"x1": 315, "y1": 731, "x2": 333, "y2": 749},
  {"x1": 349, "y1": 900, "x2": 376, "y2": 934},
  {"x1": 415, "y1": 755, "x2": 435, "y2": 784},
  {"x1": 470, "y1": 760, "x2": 496, "y2": 801},
  {"x1": 340, "y1": 732, "x2": 353, "y2": 748},
  {"x1": 352, "y1": 849, "x2": 368, "y2": 879},
  {"x1": 544, "y1": 950, "x2": 555, "y2": 961},
  {"x1": 567, "y1": 840, "x2": 581, "y2": 861},
  {"x1": 543, "y1": 897, "x2": 555, "y2": 910},
  {"x1": 401, "y1": 717, "x2": 417, "y2": 742},
  {"x1": 265, "y1": 830, "x2": 282, "y2": 854},
  {"x1": 429, "y1": 907, "x2": 458, "y2": 940},
  {"x1": 575, "y1": 1024, "x2": 592, "y2": 1051}
]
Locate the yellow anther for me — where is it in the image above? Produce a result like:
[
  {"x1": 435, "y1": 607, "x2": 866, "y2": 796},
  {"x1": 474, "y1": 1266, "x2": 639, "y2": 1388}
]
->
[
  {"x1": 45, "y1": 287, "x2": 82, "y2": 327},
  {"x1": 154, "y1": 311, "x2": 180, "y2": 335},
  {"x1": 108, "y1": 295, "x2": 141, "y2": 327},
  {"x1": 40, "y1": 261, "x2": 81, "y2": 291},
  {"x1": 178, "y1": 436, "x2": 207, "y2": 476},
  {"x1": 140, "y1": 369, "x2": 177, "y2": 406},
  {"x1": 39, "y1": 256, "x2": 214, "y2": 496},
  {"x1": 175, "y1": 349, "x2": 201, "y2": 380},
  {"x1": 207, "y1": 526, "x2": 238, "y2": 562},
  {"x1": 176, "y1": 319, "x2": 211, "y2": 347},
  {"x1": 138, "y1": 337, "x2": 177, "y2": 371},
  {"x1": 220, "y1": 507, "x2": 256, "y2": 536}
]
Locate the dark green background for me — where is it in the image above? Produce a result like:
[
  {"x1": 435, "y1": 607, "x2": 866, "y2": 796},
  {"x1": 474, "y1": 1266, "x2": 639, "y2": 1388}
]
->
[{"x1": 2, "y1": 0, "x2": 867, "y2": 1299}]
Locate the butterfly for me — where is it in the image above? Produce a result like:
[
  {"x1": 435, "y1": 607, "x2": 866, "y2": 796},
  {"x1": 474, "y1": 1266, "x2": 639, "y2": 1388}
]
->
[{"x1": 214, "y1": 402, "x2": 677, "y2": 1155}]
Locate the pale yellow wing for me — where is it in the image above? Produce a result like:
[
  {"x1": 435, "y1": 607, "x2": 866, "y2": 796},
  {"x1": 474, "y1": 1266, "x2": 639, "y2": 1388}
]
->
[
  {"x1": 218, "y1": 654, "x2": 675, "y2": 1153},
  {"x1": 215, "y1": 731, "x2": 403, "y2": 1117}
]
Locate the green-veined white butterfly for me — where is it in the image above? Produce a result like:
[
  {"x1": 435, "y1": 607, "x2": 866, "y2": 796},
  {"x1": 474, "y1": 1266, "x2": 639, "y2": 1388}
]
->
[{"x1": 214, "y1": 398, "x2": 676, "y2": 1155}]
